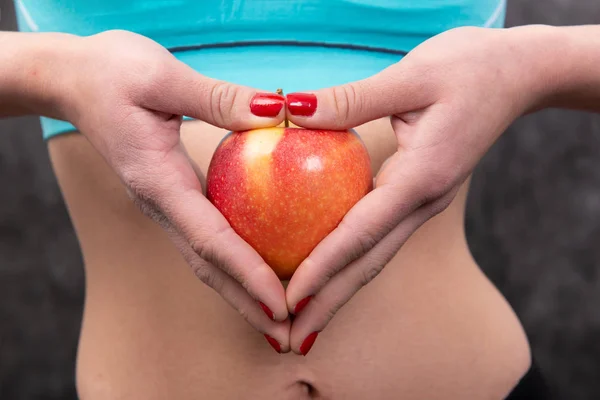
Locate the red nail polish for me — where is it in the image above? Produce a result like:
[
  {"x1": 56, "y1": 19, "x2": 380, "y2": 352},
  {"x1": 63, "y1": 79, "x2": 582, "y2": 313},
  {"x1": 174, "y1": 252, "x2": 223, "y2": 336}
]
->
[
  {"x1": 250, "y1": 93, "x2": 285, "y2": 117},
  {"x1": 264, "y1": 334, "x2": 281, "y2": 353},
  {"x1": 300, "y1": 332, "x2": 319, "y2": 356},
  {"x1": 286, "y1": 93, "x2": 317, "y2": 116},
  {"x1": 259, "y1": 302, "x2": 275, "y2": 320},
  {"x1": 294, "y1": 296, "x2": 313, "y2": 315}
]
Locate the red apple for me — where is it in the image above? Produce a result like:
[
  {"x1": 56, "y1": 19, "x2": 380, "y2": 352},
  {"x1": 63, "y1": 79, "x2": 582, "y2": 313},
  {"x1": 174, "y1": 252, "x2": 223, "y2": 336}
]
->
[{"x1": 206, "y1": 127, "x2": 372, "y2": 280}]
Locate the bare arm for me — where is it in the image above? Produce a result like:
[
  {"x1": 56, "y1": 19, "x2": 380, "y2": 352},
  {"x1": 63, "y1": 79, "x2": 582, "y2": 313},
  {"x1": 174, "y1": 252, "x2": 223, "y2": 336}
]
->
[
  {"x1": 0, "y1": 29, "x2": 292, "y2": 352},
  {"x1": 0, "y1": 32, "x2": 76, "y2": 119},
  {"x1": 0, "y1": 32, "x2": 68, "y2": 118},
  {"x1": 522, "y1": 24, "x2": 600, "y2": 112}
]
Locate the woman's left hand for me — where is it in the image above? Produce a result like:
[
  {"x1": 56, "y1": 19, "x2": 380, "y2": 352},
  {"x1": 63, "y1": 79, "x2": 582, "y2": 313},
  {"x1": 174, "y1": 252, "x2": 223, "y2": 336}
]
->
[{"x1": 283, "y1": 25, "x2": 565, "y2": 355}]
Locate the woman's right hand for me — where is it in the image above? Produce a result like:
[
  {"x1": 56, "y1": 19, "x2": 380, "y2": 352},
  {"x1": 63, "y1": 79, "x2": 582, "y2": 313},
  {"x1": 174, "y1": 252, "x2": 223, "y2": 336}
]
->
[{"x1": 8, "y1": 30, "x2": 291, "y2": 352}]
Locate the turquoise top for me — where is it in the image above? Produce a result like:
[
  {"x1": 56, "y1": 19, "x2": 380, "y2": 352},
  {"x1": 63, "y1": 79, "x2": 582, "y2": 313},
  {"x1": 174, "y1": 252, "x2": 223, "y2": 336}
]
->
[{"x1": 14, "y1": 0, "x2": 506, "y2": 139}]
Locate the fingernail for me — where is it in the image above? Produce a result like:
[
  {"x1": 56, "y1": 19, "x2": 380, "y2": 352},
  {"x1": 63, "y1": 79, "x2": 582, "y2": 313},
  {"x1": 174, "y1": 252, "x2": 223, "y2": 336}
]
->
[
  {"x1": 250, "y1": 93, "x2": 285, "y2": 117},
  {"x1": 264, "y1": 334, "x2": 282, "y2": 353},
  {"x1": 294, "y1": 296, "x2": 313, "y2": 315},
  {"x1": 300, "y1": 331, "x2": 319, "y2": 356},
  {"x1": 286, "y1": 93, "x2": 317, "y2": 116},
  {"x1": 259, "y1": 302, "x2": 275, "y2": 320}
]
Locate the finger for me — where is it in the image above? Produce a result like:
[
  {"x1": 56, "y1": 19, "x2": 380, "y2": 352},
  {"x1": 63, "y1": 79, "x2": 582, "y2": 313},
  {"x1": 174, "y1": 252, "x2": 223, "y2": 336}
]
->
[
  {"x1": 115, "y1": 114, "x2": 288, "y2": 323},
  {"x1": 289, "y1": 200, "x2": 442, "y2": 355},
  {"x1": 138, "y1": 59, "x2": 286, "y2": 131},
  {"x1": 285, "y1": 61, "x2": 436, "y2": 130},
  {"x1": 285, "y1": 149, "x2": 455, "y2": 314},
  {"x1": 170, "y1": 232, "x2": 291, "y2": 353}
]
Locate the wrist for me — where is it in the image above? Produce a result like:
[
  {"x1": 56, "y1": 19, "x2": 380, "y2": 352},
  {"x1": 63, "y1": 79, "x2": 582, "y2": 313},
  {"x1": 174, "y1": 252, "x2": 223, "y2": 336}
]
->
[
  {"x1": 495, "y1": 25, "x2": 566, "y2": 114},
  {"x1": 0, "y1": 32, "x2": 81, "y2": 119},
  {"x1": 502, "y1": 24, "x2": 600, "y2": 113}
]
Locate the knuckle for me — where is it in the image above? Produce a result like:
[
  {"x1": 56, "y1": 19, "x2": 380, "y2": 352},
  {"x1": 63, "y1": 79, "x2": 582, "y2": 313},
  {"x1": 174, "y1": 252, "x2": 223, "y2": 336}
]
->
[
  {"x1": 331, "y1": 83, "x2": 361, "y2": 128},
  {"x1": 137, "y1": 57, "x2": 173, "y2": 96},
  {"x1": 338, "y1": 218, "x2": 381, "y2": 260},
  {"x1": 310, "y1": 294, "x2": 349, "y2": 330},
  {"x1": 192, "y1": 266, "x2": 255, "y2": 329},
  {"x1": 189, "y1": 235, "x2": 217, "y2": 266},
  {"x1": 193, "y1": 263, "x2": 212, "y2": 285},
  {"x1": 189, "y1": 225, "x2": 241, "y2": 277},
  {"x1": 209, "y1": 81, "x2": 239, "y2": 126},
  {"x1": 123, "y1": 168, "x2": 154, "y2": 204},
  {"x1": 419, "y1": 165, "x2": 456, "y2": 205},
  {"x1": 428, "y1": 190, "x2": 457, "y2": 217},
  {"x1": 321, "y1": 260, "x2": 340, "y2": 281},
  {"x1": 92, "y1": 29, "x2": 130, "y2": 45},
  {"x1": 355, "y1": 230, "x2": 379, "y2": 258},
  {"x1": 323, "y1": 306, "x2": 338, "y2": 324},
  {"x1": 303, "y1": 257, "x2": 336, "y2": 287},
  {"x1": 98, "y1": 34, "x2": 166, "y2": 90},
  {"x1": 236, "y1": 305, "x2": 252, "y2": 325},
  {"x1": 131, "y1": 194, "x2": 170, "y2": 228},
  {"x1": 97, "y1": 29, "x2": 131, "y2": 39},
  {"x1": 448, "y1": 26, "x2": 483, "y2": 38},
  {"x1": 193, "y1": 263, "x2": 222, "y2": 292},
  {"x1": 321, "y1": 297, "x2": 344, "y2": 325},
  {"x1": 122, "y1": 169, "x2": 172, "y2": 228},
  {"x1": 359, "y1": 264, "x2": 384, "y2": 287}
]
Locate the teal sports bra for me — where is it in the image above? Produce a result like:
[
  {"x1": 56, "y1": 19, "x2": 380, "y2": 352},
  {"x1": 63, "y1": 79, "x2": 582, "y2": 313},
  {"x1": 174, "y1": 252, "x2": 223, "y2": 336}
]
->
[{"x1": 14, "y1": 0, "x2": 506, "y2": 139}]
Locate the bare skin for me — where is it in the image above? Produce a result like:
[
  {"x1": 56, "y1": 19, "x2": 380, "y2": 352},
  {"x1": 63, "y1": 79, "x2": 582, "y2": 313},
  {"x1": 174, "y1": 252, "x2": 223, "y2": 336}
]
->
[
  {"x1": 49, "y1": 118, "x2": 530, "y2": 399},
  {"x1": 3, "y1": 24, "x2": 600, "y2": 399}
]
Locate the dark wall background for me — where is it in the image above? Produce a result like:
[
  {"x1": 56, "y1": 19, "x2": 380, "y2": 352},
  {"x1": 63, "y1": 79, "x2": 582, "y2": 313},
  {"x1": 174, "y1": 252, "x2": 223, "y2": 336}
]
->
[{"x1": 1, "y1": 0, "x2": 599, "y2": 399}]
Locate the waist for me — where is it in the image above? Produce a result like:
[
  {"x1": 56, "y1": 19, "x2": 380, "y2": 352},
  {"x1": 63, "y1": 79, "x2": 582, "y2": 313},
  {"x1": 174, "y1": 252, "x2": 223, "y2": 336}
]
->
[
  {"x1": 75, "y1": 211, "x2": 531, "y2": 399},
  {"x1": 48, "y1": 118, "x2": 531, "y2": 398}
]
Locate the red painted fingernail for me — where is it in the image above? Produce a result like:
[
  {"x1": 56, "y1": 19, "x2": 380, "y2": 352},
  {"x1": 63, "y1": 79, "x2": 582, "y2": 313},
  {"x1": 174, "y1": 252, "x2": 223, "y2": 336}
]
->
[
  {"x1": 250, "y1": 93, "x2": 285, "y2": 117},
  {"x1": 259, "y1": 302, "x2": 275, "y2": 320},
  {"x1": 294, "y1": 296, "x2": 313, "y2": 314},
  {"x1": 286, "y1": 93, "x2": 317, "y2": 116},
  {"x1": 264, "y1": 334, "x2": 281, "y2": 353},
  {"x1": 300, "y1": 331, "x2": 319, "y2": 356}
]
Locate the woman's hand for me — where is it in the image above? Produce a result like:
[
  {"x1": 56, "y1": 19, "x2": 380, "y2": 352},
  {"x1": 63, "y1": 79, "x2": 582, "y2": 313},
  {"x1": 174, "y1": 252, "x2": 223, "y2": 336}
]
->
[
  {"x1": 1, "y1": 30, "x2": 292, "y2": 351},
  {"x1": 283, "y1": 25, "x2": 588, "y2": 355}
]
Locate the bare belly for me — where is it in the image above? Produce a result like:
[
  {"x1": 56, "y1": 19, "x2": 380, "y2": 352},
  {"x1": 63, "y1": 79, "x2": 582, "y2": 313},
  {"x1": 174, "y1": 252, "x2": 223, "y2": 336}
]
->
[{"x1": 48, "y1": 119, "x2": 531, "y2": 400}]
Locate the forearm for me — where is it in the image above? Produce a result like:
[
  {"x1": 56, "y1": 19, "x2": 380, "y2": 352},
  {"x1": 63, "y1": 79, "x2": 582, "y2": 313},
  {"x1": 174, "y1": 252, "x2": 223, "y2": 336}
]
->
[
  {"x1": 0, "y1": 32, "x2": 77, "y2": 119},
  {"x1": 513, "y1": 24, "x2": 600, "y2": 113}
]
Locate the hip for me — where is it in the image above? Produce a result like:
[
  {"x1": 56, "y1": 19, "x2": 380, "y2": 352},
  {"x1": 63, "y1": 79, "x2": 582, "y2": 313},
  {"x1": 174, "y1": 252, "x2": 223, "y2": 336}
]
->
[{"x1": 75, "y1": 227, "x2": 531, "y2": 400}]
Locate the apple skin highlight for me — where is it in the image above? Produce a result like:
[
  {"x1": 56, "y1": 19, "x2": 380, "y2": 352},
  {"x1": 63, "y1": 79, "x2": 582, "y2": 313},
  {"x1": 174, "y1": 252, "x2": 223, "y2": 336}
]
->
[{"x1": 207, "y1": 127, "x2": 372, "y2": 280}]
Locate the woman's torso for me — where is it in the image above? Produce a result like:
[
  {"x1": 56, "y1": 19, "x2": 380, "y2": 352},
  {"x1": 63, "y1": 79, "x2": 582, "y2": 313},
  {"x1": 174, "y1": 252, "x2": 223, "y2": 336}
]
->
[
  {"x1": 48, "y1": 118, "x2": 531, "y2": 400},
  {"x1": 17, "y1": 0, "x2": 529, "y2": 398}
]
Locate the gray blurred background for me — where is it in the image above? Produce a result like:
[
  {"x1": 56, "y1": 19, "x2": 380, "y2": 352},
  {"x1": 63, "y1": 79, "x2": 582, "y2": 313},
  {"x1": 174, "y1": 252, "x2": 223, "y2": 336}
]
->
[{"x1": 1, "y1": 0, "x2": 599, "y2": 399}]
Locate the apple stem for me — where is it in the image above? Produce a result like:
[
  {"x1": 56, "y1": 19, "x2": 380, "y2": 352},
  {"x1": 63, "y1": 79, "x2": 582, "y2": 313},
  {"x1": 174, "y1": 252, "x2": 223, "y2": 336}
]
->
[{"x1": 277, "y1": 88, "x2": 289, "y2": 128}]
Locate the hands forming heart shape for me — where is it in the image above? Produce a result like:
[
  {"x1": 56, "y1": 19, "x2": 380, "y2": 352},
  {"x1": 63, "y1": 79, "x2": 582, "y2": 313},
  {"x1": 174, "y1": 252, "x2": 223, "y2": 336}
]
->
[{"x1": 18, "y1": 25, "x2": 591, "y2": 355}]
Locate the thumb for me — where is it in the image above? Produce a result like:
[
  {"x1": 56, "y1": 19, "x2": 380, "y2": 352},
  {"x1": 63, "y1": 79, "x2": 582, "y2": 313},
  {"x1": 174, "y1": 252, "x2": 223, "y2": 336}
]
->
[
  {"x1": 139, "y1": 59, "x2": 286, "y2": 131},
  {"x1": 286, "y1": 62, "x2": 434, "y2": 130}
]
